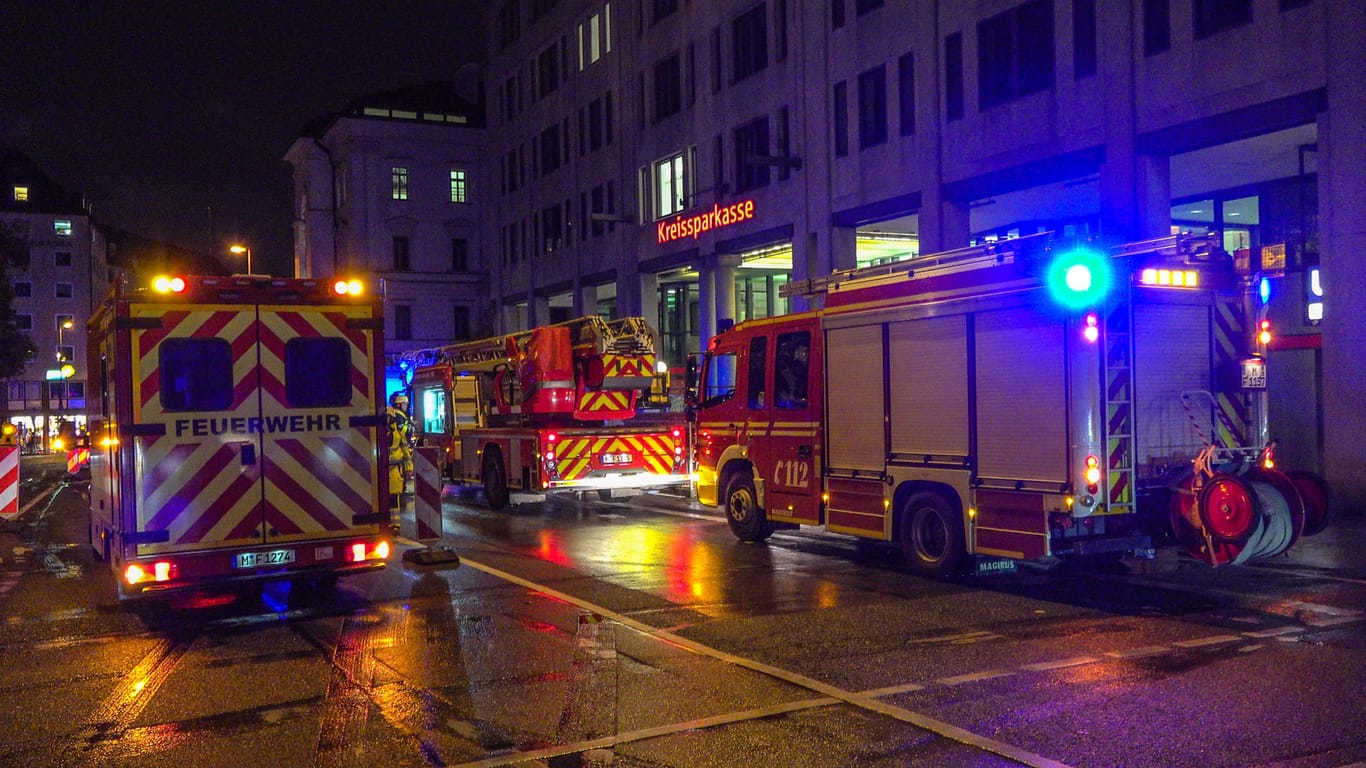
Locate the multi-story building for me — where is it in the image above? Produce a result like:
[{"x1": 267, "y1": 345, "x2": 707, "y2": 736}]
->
[
  {"x1": 1, "y1": 147, "x2": 110, "y2": 446},
  {"x1": 479, "y1": 1, "x2": 1364, "y2": 510},
  {"x1": 284, "y1": 81, "x2": 488, "y2": 393}
]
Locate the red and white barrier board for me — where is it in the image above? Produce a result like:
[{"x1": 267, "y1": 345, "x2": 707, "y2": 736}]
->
[
  {"x1": 1, "y1": 445, "x2": 19, "y2": 519},
  {"x1": 413, "y1": 446, "x2": 442, "y2": 541}
]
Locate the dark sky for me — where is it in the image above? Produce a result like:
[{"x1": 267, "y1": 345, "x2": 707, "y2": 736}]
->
[{"x1": 1, "y1": 1, "x2": 483, "y2": 276}]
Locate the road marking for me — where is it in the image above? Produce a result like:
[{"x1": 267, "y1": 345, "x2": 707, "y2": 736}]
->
[
  {"x1": 314, "y1": 614, "x2": 384, "y2": 768},
  {"x1": 936, "y1": 669, "x2": 1014, "y2": 686},
  {"x1": 456, "y1": 555, "x2": 1074, "y2": 768},
  {"x1": 861, "y1": 682, "x2": 926, "y2": 697},
  {"x1": 1104, "y1": 645, "x2": 1171, "y2": 659},
  {"x1": 75, "y1": 634, "x2": 195, "y2": 766},
  {"x1": 1172, "y1": 634, "x2": 1242, "y2": 648},
  {"x1": 1242, "y1": 626, "x2": 1303, "y2": 639},
  {"x1": 1019, "y1": 656, "x2": 1099, "y2": 672}
]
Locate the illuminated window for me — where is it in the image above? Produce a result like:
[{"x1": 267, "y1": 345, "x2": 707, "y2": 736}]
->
[
  {"x1": 54, "y1": 220, "x2": 72, "y2": 237},
  {"x1": 391, "y1": 167, "x2": 409, "y2": 200},
  {"x1": 449, "y1": 169, "x2": 467, "y2": 203},
  {"x1": 578, "y1": 3, "x2": 612, "y2": 70},
  {"x1": 654, "y1": 151, "x2": 688, "y2": 218},
  {"x1": 12, "y1": 185, "x2": 28, "y2": 202}
]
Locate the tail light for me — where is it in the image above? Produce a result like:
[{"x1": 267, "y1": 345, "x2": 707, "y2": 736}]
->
[
  {"x1": 1084, "y1": 455, "x2": 1101, "y2": 493},
  {"x1": 1082, "y1": 312, "x2": 1100, "y2": 343},
  {"x1": 125, "y1": 560, "x2": 177, "y2": 585},
  {"x1": 349, "y1": 540, "x2": 390, "y2": 562}
]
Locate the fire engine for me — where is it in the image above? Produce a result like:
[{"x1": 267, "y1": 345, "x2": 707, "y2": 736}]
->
[
  {"x1": 87, "y1": 274, "x2": 392, "y2": 598},
  {"x1": 690, "y1": 233, "x2": 1328, "y2": 576},
  {"x1": 404, "y1": 315, "x2": 689, "y2": 509}
]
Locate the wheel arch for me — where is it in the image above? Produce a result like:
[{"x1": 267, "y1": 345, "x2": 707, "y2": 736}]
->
[{"x1": 892, "y1": 480, "x2": 967, "y2": 543}]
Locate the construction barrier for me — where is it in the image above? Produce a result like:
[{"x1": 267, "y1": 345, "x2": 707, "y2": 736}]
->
[
  {"x1": 413, "y1": 446, "x2": 442, "y2": 541},
  {"x1": 1, "y1": 445, "x2": 18, "y2": 520}
]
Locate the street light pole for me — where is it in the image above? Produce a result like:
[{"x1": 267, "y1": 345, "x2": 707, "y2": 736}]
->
[{"x1": 230, "y1": 244, "x2": 253, "y2": 275}]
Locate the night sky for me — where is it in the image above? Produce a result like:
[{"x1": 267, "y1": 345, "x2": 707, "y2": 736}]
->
[{"x1": 1, "y1": 1, "x2": 483, "y2": 276}]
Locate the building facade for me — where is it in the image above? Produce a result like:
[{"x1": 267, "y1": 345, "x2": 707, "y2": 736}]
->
[
  {"x1": 1, "y1": 147, "x2": 110, "y2": 447},
  {"x1": 479, "y1": 0, "x2": 1364, "y2": 510},
  {"x1": 284, "y1": 82, "x2": 489, "y2": 393}
]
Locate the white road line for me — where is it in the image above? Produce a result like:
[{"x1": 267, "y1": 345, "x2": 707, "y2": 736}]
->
[
  {"x1": 456, "y1": 555, "x2": 1074, "y2": 768},
  {"x1": 860, "y1": 682, "x2": 926, "y2": 697},
  {"x1": 1172, "y1": 634, "x2": 1242, "y2": 648},
  {"x1": 935, "y1": 669, "x2": 1014, "y2": 686},
  {"x1": 1104, "y1": 645, "x2": 1173, "y2": 659},
  {"x1": 1242, "y1": 626, "x2": 1303, "y2": 639},
  {"x1": 1019, "y1": 656, "x2": 1099, "y2": 672}
]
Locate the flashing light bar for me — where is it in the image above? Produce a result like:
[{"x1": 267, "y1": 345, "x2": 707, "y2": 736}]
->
[
  {"x1": 1139, "y1": 268, "x2": 1199, "y2": 288},
  {"x1": 153, "y1": 275, "x2": 188, "y2": 293}
]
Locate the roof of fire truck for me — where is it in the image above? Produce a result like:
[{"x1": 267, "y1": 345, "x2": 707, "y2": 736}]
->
[{"x1": 400, "y1": 315, "x2": 660, "y2": 373}]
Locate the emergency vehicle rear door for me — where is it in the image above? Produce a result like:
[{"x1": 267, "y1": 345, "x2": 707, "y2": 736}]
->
[
  {"x1": 764, "y1": 323, "x2": 821, "y2": 524},
  {"x1": 257, "y1": 303, "x2": 381, "y2": 545}
]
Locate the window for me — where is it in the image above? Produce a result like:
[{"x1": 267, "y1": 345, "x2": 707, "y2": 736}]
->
[
  {"x1": 55, "y1": 282, "x2": 73, "y2": 298},
  {"x1": 499, "y1": 1, "x2": 520, "y2": 48},
  {"x1": 897, "y1": 52, "x2": 916, "y2": 136},
  {"x1": 589, "y1": 97, "x2": 604, "y2": 150},
  {"x1": 655, "y1": 152, "x2": 688, "y2": 218},
  {"x1": 160, "y1": 338, "x2": 233, "y2": 411},
  {"x1": 531, "y1": 0, "x2": 560, "y2": 22},
  {"x1": 540, "y1": 124, "x2": 562, "y2": 173},
  {"x1": 56, "y1": 314, "x2": 74, "y2": 331},
  {"x1": 57, "y1": 345, "x2": 74, "y2": 363},
  {"x1": 857, "y1": 65, "x2": 888, "y2": 148},
  {"x1": 702, "y1": 351, "x2": 737, "y2": 406},
  {"x1": 55, "y1": 251, "x2": 72, "y2": 267},
  {"x1": 945, "y1": 33, "x2": 964, "y2": 120},
  {"x1": 453, "y1": 306, "x2": 471, "y2": 340},
  {"x1": 451, "y1": 238, "x2": 469, "y2": 272},
  {"x1": 833, "y1": 81, "x2": 849, "y2": 157},
  {"x1": 15, "y1": 314, "x2": 32, "y2": 331},
  {"x1": 542, "y1": 203, "x2": 564, "y2": 249},
  {"x1": 775, "y1": 0, "x2": 788, "y2": 61},
  {"x1": 856, "y1": 0, "x2": 884, "y2": 15},
  {"x1": 1143, "y1": 0, "x2": 1170, "y2": 55},
  {"x1": 449, "y1": 169, "x2": 467, "y2": 203},
  {"x1": 977, "y1": 0, "x2": 1054, "y2": 110},
  {"x1": 13, "y1": 282, "x2": 31, "y2": 298},
  {"x1": 746, "y1": 336, "x2": 767, "y2": 409},
  {"x1": 393, "y1": 236, "x2": 410, "y2": 271},
  {"x1": 732, "y1": 4, "x2": 769, "y2": 84},
  {"x1": 652, "y1": 0, "x2": 678, "y2": 24},
  {"x1": 12, "y1": 186, "x2": 27, "y2": 202},
  {"x1": 538, "y1": 44, "x2": 559, "y2": 98},
  {"x1": 54, "y1": 220, "x2": 72, "y2": 237},
  {"x1": 654, "y1": 53, "x2": 682, "y2": 122},
  {"x1": 733, "y1": 116, "x2": 771, "y2": 192},
  {"x1": 711, "y1": 26, "x2": 722, "y2": 91},
  {"x1": 832, "y1": 0, "x2": 846, "y2": 29},
  {"x1": 578, "y1": 4, "x2": 612, "y2": 69},
  {"x1": 1073, "y1": 0, "x2": 1097, "y2": 79},
  {"x1": 285, "y1": 338, "x2": 351, "y2": 408},
  {"x1": 1194, "y1": 0, "x2": 1252, "y2": 38},
  {"x1": 774, "y1": 331, "x2": 810, "y2": 409},
  {"x1": 394, "y1": 305, "x2": 412, "y2": 340},
  {"x1": 391, "y1": 166, "x2": 409, "y2": 200}
]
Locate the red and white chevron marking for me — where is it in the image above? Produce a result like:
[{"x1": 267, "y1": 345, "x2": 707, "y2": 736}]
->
[
  {"x1": 0, "y1": 445, "x2": 18, "y2": 519},
  {"x1": 413, "y1": 447, "x2": 442, "y2": 541}
]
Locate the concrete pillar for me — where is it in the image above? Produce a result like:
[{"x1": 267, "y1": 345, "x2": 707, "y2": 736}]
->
[
  {"x1": 1318, "y1": 0, "x2": 1366, "y2": 513},
  {"x1": 790, "y1": 230, "x2": 821, "y2": 313},
  {"x1": 528, "y1": 294, "x2": 550, "y2": 328},
  {"x1": 715, "y1": 256, "x2": 739, "y2": 327},
  {"x1": 830, "y1": 226, "x2": 857, "y2": 272},
  {"x1": 697, "y1": 263, "x2": 716, "y2": 349},
  {"x1": 637, "y1": 271, "x2": 659, "y2": 327},
  {"x1": 1134, "y1": 154, "x2": 1172, "y2": 240}
]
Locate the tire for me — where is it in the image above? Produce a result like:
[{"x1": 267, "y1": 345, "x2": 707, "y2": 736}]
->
[
  {"x1": 482, "y1": 448, "x2": 510, "y2": 511},
  {"x1": 899, "y1": 491, "x2": 965, "y2": 578},
  {"x1": 724, "y1": 473, "x2": 773, "y2": 542}
]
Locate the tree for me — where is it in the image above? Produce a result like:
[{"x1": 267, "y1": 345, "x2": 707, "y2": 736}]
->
[{"x1": 0, "y1": 222, "x2": 37, "y2": 380}]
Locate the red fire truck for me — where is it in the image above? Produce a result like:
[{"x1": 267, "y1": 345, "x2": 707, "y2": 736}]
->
[
  {"x1": 690, "y1": 233, "x2": 1328, "y2": 576},
  {"x1": 87, "y1": 275, "x2": 392, "y2": 599},
  {"x1": 405, "y1": 316, "x2": 689, "y2": 509}
]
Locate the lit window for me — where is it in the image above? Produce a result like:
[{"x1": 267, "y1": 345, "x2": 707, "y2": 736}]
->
[
  {"x1": 13, "y1": 185, "x2": 28, "y2": 202},
  {"x1": 654, "y1": 152, "x2": 688, "y2": 218},
  {"x1": 391, "y1": 167, "x2": 409, "y2": 200},
  {"x1": 54, "y1": 220, "x2": 73, "y2": 237},
  {"x1": 578, "y1": 3, "x2": 612, "y2": 69},
  {"x1": 450, "y1": 169, "x2": 467, "y2": 203}
]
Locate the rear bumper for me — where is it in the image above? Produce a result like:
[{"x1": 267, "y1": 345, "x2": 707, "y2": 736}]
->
[
  {"x1": 544, "y1": 471, "x2": 694, "y2": 492},
  {"x1": 122, "y1": 560, "x2": 386, "y2": 598}
]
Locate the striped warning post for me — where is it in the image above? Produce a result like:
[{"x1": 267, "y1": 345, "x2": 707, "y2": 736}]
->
[
  {"x1": 1, "y1": 445, "x2": 18, "y2": 519},
  {"x1": 413, "y1": 446, "x2": 441, "y2": 541}
]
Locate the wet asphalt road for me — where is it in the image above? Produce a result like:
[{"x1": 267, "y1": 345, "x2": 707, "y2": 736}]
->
[{"x1": 1, "y1": 456, "x2": 1363, "y2": 768}]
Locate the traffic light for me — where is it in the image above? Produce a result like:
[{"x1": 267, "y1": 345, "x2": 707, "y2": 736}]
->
[{"x1": 1046, "y1": 246, "x2": 1113, "y2": 310}]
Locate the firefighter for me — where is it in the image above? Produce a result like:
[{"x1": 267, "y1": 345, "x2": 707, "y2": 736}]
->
[{"x1": 387, "y1": 392, "x2": 414, "y2": 525}]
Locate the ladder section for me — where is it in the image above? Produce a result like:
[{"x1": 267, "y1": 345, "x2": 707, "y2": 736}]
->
[{"x1": 1103, "y1": 297, "x2": 1137, "y2": 517}]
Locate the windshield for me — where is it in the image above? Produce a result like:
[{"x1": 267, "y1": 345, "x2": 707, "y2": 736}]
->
[{"x1": 700, "y1": 351, "x2": 738, "y2": 408}]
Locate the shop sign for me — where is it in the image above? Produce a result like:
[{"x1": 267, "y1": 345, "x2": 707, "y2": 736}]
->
[{"x1": 657, "y1": 199, "x2": 756, "y2": 244}]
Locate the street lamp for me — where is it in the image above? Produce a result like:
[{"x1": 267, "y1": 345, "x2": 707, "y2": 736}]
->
[{"x1": 230, "y1": 244, "x2": 253, "y2": 275}]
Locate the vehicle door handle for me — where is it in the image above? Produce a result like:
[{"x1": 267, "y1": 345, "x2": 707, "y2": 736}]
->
[
  {"x1": 241, "y1": 442, "x2": 257, "y2": 466},
  {"x1": 797, "y1": 444, "x2": 813, "y2": 458}
]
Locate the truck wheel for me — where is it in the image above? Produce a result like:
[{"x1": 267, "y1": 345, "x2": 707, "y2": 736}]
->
[
  {"x1": 724, "y1": 474, "x2": 773, "y2": 542},
  {"x1": 899, "y1": 491, "x2": 965, "y2": 578},
  {"x1": 482, "y1": 449, "x2": 510, "y2": 510}
]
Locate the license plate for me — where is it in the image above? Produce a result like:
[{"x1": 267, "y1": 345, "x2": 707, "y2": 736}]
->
[
  {"x1": 235, "y1": 549, "x2": 296, "y2": 568},
  {"x1": 600, "y1": 452, "x2": 633, "y2": 465},
  {"x1": 1240, "y1": 358, "x2": 1267, "y2": 390}
]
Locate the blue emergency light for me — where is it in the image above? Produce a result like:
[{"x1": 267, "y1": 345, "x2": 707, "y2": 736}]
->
[{"x1": 1046, "y1": 246, "x2": 1113, "y2": 310}]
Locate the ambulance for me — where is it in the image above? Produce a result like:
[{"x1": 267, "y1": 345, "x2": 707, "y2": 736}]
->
[{"x1": 87, "y1": 274, "x2": 392, "y2": 598}]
